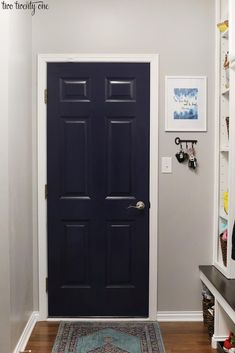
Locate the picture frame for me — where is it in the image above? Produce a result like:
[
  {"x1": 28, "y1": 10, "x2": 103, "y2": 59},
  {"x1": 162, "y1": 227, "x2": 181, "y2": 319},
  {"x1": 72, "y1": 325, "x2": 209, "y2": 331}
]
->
[{"x1": 165, "y1": 76, "x2": 207, "y2": 131}]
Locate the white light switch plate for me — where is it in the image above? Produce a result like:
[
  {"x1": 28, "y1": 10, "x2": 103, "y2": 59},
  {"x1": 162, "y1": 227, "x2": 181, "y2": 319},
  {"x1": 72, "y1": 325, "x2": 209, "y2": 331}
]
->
[{"x1": 161, "y1": 157, "x2": 172, "y2": 173}]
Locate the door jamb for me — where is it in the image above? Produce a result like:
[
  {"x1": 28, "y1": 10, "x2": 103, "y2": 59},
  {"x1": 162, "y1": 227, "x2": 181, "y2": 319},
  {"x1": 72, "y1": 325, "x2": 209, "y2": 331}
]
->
[{"x1": 37, "y1": 54, "x2": 159, "y2": 320}]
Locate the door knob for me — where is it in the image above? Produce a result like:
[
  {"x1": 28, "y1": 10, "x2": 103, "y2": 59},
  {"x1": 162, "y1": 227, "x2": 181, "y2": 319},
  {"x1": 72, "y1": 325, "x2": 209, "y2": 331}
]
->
[{"x1": 127, "y1": 201, "x2": 145, "y2": 210}]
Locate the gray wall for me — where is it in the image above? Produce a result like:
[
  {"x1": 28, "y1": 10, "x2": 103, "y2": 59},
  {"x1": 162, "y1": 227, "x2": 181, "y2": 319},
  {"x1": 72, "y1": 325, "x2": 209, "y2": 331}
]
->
[
  {"x1": 32, "y1": 0, "x2": 215, "y2": 311},
  {"x1": 0, "y1": 9, "x2": 34, "y2": 353}
]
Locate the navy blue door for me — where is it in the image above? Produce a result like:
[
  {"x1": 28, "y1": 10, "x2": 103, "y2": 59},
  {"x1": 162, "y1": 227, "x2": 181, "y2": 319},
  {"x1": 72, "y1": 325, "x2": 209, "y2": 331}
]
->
[{"x1": 47, "y1": 63, "x2": 150, "y2": 317}]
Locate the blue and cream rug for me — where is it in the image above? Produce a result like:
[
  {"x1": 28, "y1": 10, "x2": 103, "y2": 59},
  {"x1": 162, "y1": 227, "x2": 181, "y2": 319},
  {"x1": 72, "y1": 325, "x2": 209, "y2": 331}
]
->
[{"x1": 52, "y1": 322, "x2": 166, "y2": 353}]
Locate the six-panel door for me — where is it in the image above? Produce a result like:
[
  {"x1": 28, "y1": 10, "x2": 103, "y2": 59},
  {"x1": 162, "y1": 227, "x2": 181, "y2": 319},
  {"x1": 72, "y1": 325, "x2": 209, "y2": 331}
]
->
[{"x1": 47, "y1": 63, "x2": 150, "y2": 317}]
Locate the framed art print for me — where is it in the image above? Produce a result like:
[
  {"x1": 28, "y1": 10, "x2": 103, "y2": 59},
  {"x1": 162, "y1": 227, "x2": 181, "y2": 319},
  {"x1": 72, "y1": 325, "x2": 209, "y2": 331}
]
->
[{"x1": 165, "y1": 76, "x2": 207, "y2": 131}]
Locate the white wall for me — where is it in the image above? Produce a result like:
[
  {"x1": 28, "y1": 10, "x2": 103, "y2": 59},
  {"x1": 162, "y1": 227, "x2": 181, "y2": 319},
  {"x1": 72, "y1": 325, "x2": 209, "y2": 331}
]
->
[
  {"x1": 32, "y1": 0, "x2": 215, "y2": 311},
  {"x1": 0, "y1": 11, "x2": 11, "y2": 353},
  {"x1": 8, "y1": 9, "x2": 33, "y2": 349},
  {"x1": 0, "y1": 8, "x2": 34, "y2": 353}
]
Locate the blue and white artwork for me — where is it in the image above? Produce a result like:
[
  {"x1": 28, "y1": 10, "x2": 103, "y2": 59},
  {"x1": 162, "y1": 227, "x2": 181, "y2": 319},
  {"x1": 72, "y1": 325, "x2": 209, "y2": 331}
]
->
[{"x1": 173, "y1": 88, "x2": 198, "y2": 120}]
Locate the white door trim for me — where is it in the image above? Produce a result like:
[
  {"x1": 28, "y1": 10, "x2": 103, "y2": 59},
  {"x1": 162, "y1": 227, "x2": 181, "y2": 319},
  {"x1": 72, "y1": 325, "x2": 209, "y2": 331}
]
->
[{"x1": 37, "y1": 54, "x2": 159, "y2": 320}]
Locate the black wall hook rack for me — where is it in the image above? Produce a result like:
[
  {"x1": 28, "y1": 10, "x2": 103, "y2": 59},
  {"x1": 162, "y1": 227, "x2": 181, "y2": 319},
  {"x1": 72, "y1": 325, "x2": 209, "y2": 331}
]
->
[{"x1": 175, "y1": 137, "x2": 198, "y2": 146}]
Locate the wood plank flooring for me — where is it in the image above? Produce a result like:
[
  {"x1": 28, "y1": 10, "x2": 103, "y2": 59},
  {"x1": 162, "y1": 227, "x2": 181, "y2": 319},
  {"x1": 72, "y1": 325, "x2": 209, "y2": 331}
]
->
[
  {"x1": 25, "y1": 321, "x2": 216, "y2": 353},
  {"x1": 160, "y1": 322, "x2": 216, "y2": 353}
]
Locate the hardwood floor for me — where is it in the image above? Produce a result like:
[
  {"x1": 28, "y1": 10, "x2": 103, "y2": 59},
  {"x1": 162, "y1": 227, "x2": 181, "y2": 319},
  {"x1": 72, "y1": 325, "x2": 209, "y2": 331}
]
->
[
  {"x1": 160, "y1": 322, "x2": 216, "y2": 353},
  {"x1": 25, "y1": 322, "x2": 59, "y2": 353},
  {"x1": 25, "y1": 321, "x2": 216, "y2": 353}
]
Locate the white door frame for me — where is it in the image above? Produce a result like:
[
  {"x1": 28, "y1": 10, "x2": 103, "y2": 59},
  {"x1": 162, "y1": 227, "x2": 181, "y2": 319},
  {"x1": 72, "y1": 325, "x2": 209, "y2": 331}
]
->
[{"x1": 37, "y1": 54, "x2": 159, "y2": 321}]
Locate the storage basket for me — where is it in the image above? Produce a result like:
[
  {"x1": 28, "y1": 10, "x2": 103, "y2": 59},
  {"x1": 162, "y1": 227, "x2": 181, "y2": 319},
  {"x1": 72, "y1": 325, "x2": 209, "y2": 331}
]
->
[
  {"x1": 202, "y1": 297, "x2": 214, "y2": 326},
  {"x1": 206, "y1": 309, "x2": 214, "y2": 341},
  {"x1": 220, "y1": 234, "x2": 227, "y2": 267}
]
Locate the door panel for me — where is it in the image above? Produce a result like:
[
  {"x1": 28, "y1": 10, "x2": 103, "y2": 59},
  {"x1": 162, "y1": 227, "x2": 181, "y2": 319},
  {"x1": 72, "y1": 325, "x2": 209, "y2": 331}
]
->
[
  {"x1": 61, "y1": 119, "x2": 89, "y2": 197},
  {"x1": 107, "y1": 119, "x2": 133, "y2": 196},
  {"x1": 105, "y1": 78, "x2": 136, "y2": 101},
  {"x1": 47, "y1": 63, "x2": 150, "y2": 317},
  {"x1": 61, "y1": 222, "x2": 90, "y2": 287},
  {"x1": 106, "y1": 222, "x2": 133, "y2": 286},
  {"x1": 60, "y1": 78, "x2": 91, "y2": 102}
]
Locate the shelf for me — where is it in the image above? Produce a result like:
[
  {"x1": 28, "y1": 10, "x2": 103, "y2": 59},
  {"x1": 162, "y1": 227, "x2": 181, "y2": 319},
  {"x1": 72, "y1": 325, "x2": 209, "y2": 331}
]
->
[
  {"x1": 220, "y1": 145, "x2": 229, "y2": 152},
  {"x1": 222, "y1": 88, "x2": 230, "y2": 96},
  {"x1": 199, "y1": 266, "x2": 235, "y2": 350},
  {"x1": 222, "y1": 28, "x2": 229, "y2": 39},
  {"x1": 200, "y1": 265, "x2": 235, "y2": 313},
  {"x1": 219, "y1": 208, "x2": 228, "y2": 220}
]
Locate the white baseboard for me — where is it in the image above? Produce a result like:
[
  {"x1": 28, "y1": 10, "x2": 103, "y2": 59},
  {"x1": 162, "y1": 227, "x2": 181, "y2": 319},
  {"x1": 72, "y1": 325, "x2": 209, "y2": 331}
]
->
[
  {"x1": 157, "y1": 311, "x2": 203, "y2": 322},
  {"x1": 47, "y1": 317, "x2": 154, "y2": 322},
  {"x1": 13, "y1": 311, "x2": 39, "y2": 353},
  {"x1": 212, "y1": 335, "x2": 227, "y2": 349},
  {"x1": 47, "y1": 312, "x2": 203, "y2": 322}
]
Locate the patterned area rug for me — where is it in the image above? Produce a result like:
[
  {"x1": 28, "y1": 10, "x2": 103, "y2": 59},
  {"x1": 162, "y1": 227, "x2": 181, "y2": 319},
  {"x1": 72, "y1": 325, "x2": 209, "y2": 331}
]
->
[{"x1": 52, "y1": 322, "x2": 166, "y2": 353}]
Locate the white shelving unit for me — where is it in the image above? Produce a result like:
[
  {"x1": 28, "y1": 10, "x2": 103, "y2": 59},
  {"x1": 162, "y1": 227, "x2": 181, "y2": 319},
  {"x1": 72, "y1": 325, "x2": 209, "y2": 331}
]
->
[
  {"x1": 200, "y1": 269, "x2": 235, "y2": 349},
  {"x1": 214, "y1": 0, "x2": 235, "y2": 278},
  {"x1": 199, "y1": 2, "x2": 235, "y2": 349}
]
